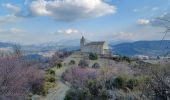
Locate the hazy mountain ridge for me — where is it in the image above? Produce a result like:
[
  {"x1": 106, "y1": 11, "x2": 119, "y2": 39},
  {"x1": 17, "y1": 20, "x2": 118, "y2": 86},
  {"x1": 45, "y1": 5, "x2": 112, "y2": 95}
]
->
[
  {"x1": 0, "y1": 40, "x2": 170, "y2": 56},
  {"x1": 112, "y1": 40, "x2": 170, "y2": 56},
  {"x1": 0, "y1": 42, "x2": 14, "y2": 48}
]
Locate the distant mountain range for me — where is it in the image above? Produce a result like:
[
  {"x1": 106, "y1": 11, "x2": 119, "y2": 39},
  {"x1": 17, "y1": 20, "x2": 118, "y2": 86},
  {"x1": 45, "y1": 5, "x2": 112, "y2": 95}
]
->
[
  {"x1": 0, "y1": 40, "x2": 170, "y2": 56},
  {"x1": 111, "y1": 40, "x2": 170, "y2": 56},
  {"x1": 0, "y1": 42, "x2": 14, "y2": 48}
]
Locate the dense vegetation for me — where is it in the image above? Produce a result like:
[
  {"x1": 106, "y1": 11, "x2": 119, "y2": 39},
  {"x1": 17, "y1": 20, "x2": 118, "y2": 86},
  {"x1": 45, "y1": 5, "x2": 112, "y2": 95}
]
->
[
  {"x1": 63, "y1": 56, "x2": 170, "y2": 100},
  {"x1": 0, "y1": 45, "x2": 170, "y2": 100},
  {"x1": 0, "y1": 45, "x2": 72, "y2": 100},
  {"x1": 89, "y1": 53, "x2": 98, "y2": 60}
]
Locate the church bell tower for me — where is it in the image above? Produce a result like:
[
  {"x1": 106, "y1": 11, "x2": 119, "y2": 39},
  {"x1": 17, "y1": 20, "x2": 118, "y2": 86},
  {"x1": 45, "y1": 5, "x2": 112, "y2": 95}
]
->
[{"x1": 80, "y1": 36, "x2": 85, "y2": 51}]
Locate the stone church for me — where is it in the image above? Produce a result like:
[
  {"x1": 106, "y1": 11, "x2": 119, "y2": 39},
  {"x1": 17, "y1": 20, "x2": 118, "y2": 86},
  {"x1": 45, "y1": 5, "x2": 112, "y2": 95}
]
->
[{"x1": 80, "y1": 36, "x2": 110, "y2": 55}]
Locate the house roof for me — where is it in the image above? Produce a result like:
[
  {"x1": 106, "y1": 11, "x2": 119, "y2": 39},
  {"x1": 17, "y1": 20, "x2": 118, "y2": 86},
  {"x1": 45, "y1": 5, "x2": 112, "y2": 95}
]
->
[{"x1": 85, "y1": 41, "x2": 105, "y2": 46}]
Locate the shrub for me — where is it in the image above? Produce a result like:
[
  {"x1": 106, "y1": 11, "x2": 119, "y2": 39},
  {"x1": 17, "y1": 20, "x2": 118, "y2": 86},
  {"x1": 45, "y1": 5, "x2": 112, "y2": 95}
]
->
[
  {"x1": 92, "y1": 63, "x2": 100, "y2": 68},
  {"x1": 64, "y1": 87, "x2": 91, "y2": 100},
  {"x1": 45, "y1": 75, "x2": 56, "y2": 83},
  {"x1": 98, "y1": 88, "x2": 112, "y2": 99},
  {"x1": 41, "y1": 82, "x2": 56, "y2": 96},
  {"x1": 69, "y1": 60, "x2": 76, "y2": 65},
  {"x1": 47, "y1": 69, "x2": 55, "y2": 75},
  {"x1": 86, "y1": 80, "x2": 102, "y2": 96},
  {"x1": 112, "y1": 56, "x2": 131, "y2": 63},
  {"x1": 105, "y1": 78, "x2": 115, "y2": 89},
  {"x1": 57, "y1": 63, "x2": 62, "y2": 69},
  {"x1": 63, "y1": 67, "x2": 100, "y2": 87},
  {"x1": 89, "y1": 53, "x2": 98, "y2": 60},
  {"x1": 113, "y1": 76, "x2": 127, "y2": 89},
  {"x1": 127, "y1": 78, "x2": 139, "y2": 90},
  {"x1": 122, "y1": 56, "x2": 131, "y2": 63},
  {"x1": 78, "y1": 59, "x2": 89, "y2": 68}
]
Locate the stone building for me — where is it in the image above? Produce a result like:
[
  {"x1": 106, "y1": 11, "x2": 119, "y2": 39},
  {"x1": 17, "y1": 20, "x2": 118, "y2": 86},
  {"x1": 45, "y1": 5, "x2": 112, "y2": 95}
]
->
[{"x1": 80, "y1": 36, "x2": 110, "y2": 55}]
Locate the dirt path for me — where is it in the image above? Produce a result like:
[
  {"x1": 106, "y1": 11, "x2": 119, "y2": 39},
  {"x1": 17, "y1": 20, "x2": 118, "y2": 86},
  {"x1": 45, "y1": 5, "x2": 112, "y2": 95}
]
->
[
  {"x1": 44, "y1": 80, "x2": 69, "y2": 100},
  {"x1": 42, "y1": 63, "x2": 70, "y2": 100}
]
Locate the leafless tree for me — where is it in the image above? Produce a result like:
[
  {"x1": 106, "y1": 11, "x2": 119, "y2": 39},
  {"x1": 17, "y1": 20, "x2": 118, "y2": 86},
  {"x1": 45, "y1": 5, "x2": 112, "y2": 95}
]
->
[
  {"x1": 0, "y1": 57, "x2": 45, "y2": 100},
  {"x1": 49, "y1": 51, "x2": 72, "y2": 67},
  {"x1": 12, "y1": 44, "x2": 23, "y2": 57}
]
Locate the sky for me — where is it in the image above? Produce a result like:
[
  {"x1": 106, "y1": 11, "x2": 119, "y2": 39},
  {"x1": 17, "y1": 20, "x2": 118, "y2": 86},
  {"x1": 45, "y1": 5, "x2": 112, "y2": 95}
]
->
[{"x1": 0, "y1": 0, "x2": 170, "y2": 45}]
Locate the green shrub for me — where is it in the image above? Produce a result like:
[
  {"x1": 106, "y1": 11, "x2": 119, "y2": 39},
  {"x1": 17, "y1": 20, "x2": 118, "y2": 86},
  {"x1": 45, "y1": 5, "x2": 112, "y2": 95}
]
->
[
  {"x1": 105, "y1": 78, "x2": 115, "y2": 89},
  {"x1": 92, "y1": 63, "x2": 100, "y2": 68},
  {"x1": 89, "y1": 53, "x2": 98, "y2": 60},
  {"x1": 65, "y1": 80, "x2": 111, "y2": 100},
  {"x1": 64, "y1": 87, "x2": 91, "y2": 100},
  {"x1": 41, "y1": 82, "x2": 56, "y2": 96},
  {"x1": 69, "y1": 60, "x2": 76, "y2": 65},
  {"x1": 47, "y1": 69, "x2": 55, "y2": 75},
  {"x1": 78, "y1": 60, "x2": 89, "y2": 68},
  {"x1": 112, "y1": 56, "x2": 131, "y2": 63},
  {"x1": 57, "y1": 63, "x2": 62, "y2": 69},
  {"x1": 87, "y1": 80, "x2": 102, "y2": 96},
  {"x1": 45, "y1": 75, "x2": 56, "y2": 83},
  {"x1": 98, "y1": 89, "x2": 112, "y2": 99},
  {"x1": 127, "y1": 78, "x2": 139, "y2": 90},
  {"x1": 122, "y1": 56, "x2": 131, "y2": 63},
  {"x1": 113, "y1": 76, "x2": 127, "y2": 89}
]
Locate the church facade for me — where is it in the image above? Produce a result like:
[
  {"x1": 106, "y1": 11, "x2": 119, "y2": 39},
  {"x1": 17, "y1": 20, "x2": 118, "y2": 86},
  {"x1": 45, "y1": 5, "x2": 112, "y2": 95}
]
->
[{"x1": 80, "y1": 36, "x2": 110, "y2": 55}]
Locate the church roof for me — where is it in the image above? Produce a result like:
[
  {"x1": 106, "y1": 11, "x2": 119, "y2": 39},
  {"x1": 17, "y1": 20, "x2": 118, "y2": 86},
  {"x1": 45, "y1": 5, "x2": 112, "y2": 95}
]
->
[{"x1": 85, "y1": 41, "x2": 105, "y2": 46}]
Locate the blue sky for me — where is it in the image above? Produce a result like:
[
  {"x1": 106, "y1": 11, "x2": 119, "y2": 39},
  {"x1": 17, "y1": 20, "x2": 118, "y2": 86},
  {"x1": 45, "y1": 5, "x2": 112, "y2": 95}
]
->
[{"x1": 0, "y1": 0, "x2": 170, "y2": 44}]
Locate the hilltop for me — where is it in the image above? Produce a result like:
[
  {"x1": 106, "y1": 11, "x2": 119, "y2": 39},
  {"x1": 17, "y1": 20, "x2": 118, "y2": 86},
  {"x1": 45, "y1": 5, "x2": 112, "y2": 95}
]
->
[{"x1": 0, "y1": 40, "x2": 170, "y2": 57}]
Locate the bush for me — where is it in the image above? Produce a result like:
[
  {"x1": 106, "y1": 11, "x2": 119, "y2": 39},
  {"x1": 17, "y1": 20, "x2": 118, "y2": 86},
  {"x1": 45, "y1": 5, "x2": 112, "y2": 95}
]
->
[
  {"x1": 65, "y1": 80, "x2": 111, "y2": 100},
  {"x1": 112, "y1": 56, "x2": 131, "y2": 63},
  {"x1": 47, "y1": 69, "x2": 55, "y2": 75},
  {"x1": 122, "y1": 56, "x2": 131, "y2": 63},
  {"x1": 57, "y1": 63, "x2": 62, "y2": 69},
  {"x1": 41, "y1": 82, "x2": 56, "y2": 96},
  {"x1": 89, "y1": 53, "x2": 98, "y2": 60},
  {"x1": 127, "y1": 78, "x2": 139, "y2": 90},
  {"x1": 63, "y1": 67, "x2": 100, "y2": 86},
  {"x1": 86, "y1": 80, "x2": 102, "y2": 96},
  {"x1": 113, "y1": 76, "x2": 127, "y2": 89},
  {"x1": 69, "y1": 60, "x2": 76, "y2": 65},
  {"x1": 78, "y1": 60, "x2": 89, "y2": 68},
  {"x1": 45, "y1": 75, "x2": 56, "y2": 83},
  {"x1": 64, "y1": 87, "x2": 91, "y2": 100},
  {"x1": 92, "y1": 63, "x2": 100, "y2": 68}
]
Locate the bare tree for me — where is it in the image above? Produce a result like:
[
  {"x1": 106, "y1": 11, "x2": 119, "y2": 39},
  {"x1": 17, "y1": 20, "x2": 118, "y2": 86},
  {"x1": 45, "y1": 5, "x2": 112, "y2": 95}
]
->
[
  {"x1": 0, "y1": 57, "x2": 45, "y2": 100},
  {"x1": 12, "y1": 44, "x2": 23, "y2": 57}
]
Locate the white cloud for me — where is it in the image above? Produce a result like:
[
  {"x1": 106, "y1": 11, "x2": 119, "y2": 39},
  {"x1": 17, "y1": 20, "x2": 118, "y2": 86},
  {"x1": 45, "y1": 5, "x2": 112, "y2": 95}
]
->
[
  {"x1": 0, "y1": 15, "x2": 20, "y2": 24},
  {"x1": 134, "y1": 6, "x2": 159, "y2": 13},
  {"x1": 133, "y1": 6, "x2": 148, "y2": 13},
  {"x1": 152, "y1": 7, "x2": 159, "y2": 11},
  {"x1": 1, "y1": 3, "x2": 23, "y2": 23},
  {"x1": 0, "y1": 28, "x2": 25, "y2": 34},
  {"x1": 30, "y1": 0, "x2": 116, "y2": 21},
  {"x1": 30, "y1": 0, "x2": 52, "y2": 16},
  {"x1": 2, "y1": 3, "x2": 21, "y2": 16},
  {"x1": 137, "y1": 19, "x2": 150, "y2": 25},
  {"x1": 1, "y1": 0, "x2": 116, "y2": 22},
  {"x1": 57, "y1": 28, "x2": 79, "y2": 35},
  {"x1": 113, "y1": 32, "x2": 135, "y2": 40}
]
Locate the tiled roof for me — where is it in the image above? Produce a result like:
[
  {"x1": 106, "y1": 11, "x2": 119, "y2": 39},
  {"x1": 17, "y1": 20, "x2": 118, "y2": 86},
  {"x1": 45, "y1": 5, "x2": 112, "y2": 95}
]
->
[{"x1": 85, "y1": 41, "x2": 105, "y2": 46}]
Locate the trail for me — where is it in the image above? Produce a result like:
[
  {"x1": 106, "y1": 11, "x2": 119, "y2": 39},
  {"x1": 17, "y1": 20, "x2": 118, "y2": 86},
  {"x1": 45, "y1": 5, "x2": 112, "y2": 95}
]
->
[{"x1": 44, "y1": 80, "x2": 69, "y2": 100}]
